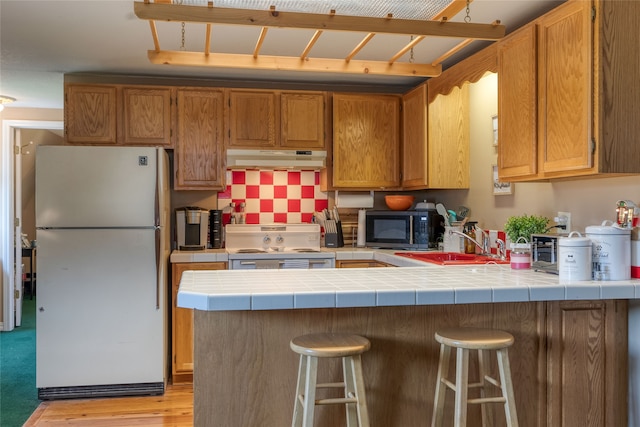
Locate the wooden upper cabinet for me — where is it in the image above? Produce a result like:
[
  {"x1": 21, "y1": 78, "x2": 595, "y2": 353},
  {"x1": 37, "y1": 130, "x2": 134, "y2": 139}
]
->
[
  {"x1": 121, "y1": 86, "x2": 174, "y2": 146},
  {"x1": 227, "y1": 89, "x2": 278, "y2": 148},
  {"x1": 538, "y1": 0, "x2": 592, "y2": 175},
  {"x1": 175, "y1": 88, "x2": 225, "y2": 190},
  {"x1": 332, "y1": 93, "x2": 400, "y2": 189},
  {"x1": 427, "y1": 83, "x2": 470, "y2": 189},
  {"x1": 280, "y1": 91, "x2": 326, "y2": 150},
  {"x1": 64, "y1": 84, "x2": 117, "y2": 144},
  {"x1": 497, "y1": 23, "x2": 538, "y2": 180},
  {"x1": 402, "y1": 84, "x2": 429, "y2": 189},
  {"x1": 498, "y1": 0, "x2": 640, "y2": 181}
]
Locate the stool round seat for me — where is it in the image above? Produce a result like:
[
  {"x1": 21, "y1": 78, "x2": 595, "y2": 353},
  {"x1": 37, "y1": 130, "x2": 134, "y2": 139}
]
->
[
  {"x1": 290, "y1": 333, "x2": 371, "y2": 358},
  {"x1": 435, "y1": 327, "x2": 514, "y2": 350}
]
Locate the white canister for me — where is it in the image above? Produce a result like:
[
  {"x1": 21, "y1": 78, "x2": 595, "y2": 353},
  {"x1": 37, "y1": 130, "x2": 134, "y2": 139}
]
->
[
  {"x1": 585, "y1": 220, "x2": 631, "y2": 281},
  {"x1": 443, "y1": 223, "x2": 464, "y2": 253},
  {"x1": 558, "y1": 232, "x2": 592, "y2": 281}
]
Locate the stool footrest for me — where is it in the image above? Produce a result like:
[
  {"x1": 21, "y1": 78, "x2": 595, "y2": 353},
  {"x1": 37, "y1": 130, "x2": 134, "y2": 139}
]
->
[
  {"x1": 317, "y1": 382, "x2": 345, "y2": 388},
  {"x1": 441, "y1": 378, "x2": 457, "y2": 392},
  {"x1": 316, "y1": 397, "x2": 358, "y2": 405},
  {"x1": 468, "y1": 396, "x2": 507, "y2": 405}
]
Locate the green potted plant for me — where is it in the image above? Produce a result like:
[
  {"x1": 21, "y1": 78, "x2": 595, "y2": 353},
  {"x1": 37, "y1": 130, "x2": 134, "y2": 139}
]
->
[{"x1": 504, "y1": 214, "x2": 549, "y2": 246}]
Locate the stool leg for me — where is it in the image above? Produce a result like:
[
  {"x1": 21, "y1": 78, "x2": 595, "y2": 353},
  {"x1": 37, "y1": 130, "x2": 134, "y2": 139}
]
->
[
  {"x1": 453, "y1": 348, "x2": 469, "y2": 427},
  {"x1": 292, "y1": 355, "x2": 319, "y2": 427},
  {"x1": 345, "y1": 354, "x2": 370, "y2": 427},
  {"x1": 477, "y1": 349, "x2": 494, "y2": 427},
  {"x1": 343, "y1": 356, "x2": 358, "y2": 427},
  {"x1": 431, "y1": 343, "x2": 452, "y2": 427},
  {"x1": 496, "y1": 348, "x2": 519, "y2": 427},
  {"x1": 292, "y1": 355, "x2": 308, "y2": 427}
]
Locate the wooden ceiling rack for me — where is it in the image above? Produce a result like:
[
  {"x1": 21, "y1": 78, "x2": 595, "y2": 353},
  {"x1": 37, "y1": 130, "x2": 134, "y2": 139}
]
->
[{"x1": 134, "y1": 0, "x2": 505, "y2": 78}]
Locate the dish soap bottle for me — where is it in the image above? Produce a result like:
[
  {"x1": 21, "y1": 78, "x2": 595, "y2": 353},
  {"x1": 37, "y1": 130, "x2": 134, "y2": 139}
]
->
[{"x1": 463, "y1": 222, "x2": 477, "y2": 254}]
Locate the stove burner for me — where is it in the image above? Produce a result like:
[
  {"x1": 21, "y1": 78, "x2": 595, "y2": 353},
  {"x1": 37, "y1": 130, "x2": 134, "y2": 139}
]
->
[
  {"x1": 235, "y1": 249, "x2": 267, "y2": 254},
  {"x1": 292, "y1": 248, "x2": 320, "y2": 253}
]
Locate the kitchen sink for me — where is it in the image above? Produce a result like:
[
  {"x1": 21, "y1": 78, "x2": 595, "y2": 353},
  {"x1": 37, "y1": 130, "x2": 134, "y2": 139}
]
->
[{"x1": 395, "y1": 252, "x2": 509, "y2": 265}]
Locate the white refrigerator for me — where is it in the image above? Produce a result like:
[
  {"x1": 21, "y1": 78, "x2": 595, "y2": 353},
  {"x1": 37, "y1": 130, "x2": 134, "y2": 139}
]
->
[{"x1": 35, "y1": 146, "x2": 170, "y2": 400}]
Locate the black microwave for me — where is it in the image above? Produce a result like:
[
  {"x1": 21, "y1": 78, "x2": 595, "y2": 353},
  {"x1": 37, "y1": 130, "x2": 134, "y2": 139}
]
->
[{"x1": 365, "y1": 210, "x2": 442, "y2": 250}]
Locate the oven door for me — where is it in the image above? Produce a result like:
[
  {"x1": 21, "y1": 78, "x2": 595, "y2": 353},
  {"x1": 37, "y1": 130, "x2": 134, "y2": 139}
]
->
[{"x1": 230, "y1": 257, "x2": 334, "y2": 270}]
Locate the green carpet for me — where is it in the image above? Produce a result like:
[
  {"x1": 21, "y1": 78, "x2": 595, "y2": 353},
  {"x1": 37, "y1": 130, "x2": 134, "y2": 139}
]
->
[{"x1": 0, "y1": 297, "x2": 39, "y2": 427}]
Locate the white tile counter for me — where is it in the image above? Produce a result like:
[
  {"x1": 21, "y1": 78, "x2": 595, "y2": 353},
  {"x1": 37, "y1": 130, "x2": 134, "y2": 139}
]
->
[{"x1": 177, "y1": 256, "x2": 640, "y2": 311}]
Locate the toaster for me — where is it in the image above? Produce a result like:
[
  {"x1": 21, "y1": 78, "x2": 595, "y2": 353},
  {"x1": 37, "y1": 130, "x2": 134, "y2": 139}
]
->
[{"x1": 531, "y1": 234, "x2": 565, "y2": 274}]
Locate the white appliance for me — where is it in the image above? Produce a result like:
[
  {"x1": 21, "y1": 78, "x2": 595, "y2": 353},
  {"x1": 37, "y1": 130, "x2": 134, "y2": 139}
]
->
[
  {"x1": 35, "y1": 146, "x2": 170, "y2": 400},
  {"x1": 226, "y1": 148, "x2": 326, "y2": 169},
  {"x1": 225, "y1": 223, "x2": 334, "y2": 269}
]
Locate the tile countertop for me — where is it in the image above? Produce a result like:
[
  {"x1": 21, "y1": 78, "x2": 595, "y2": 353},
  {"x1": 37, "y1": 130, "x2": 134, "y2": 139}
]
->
[{"x1": 176, "y1": 250, "x2": 640, "y2": 311}]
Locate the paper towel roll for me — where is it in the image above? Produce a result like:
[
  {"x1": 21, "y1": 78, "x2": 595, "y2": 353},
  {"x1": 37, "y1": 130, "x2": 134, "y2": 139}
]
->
[{"x1": 357, "y1": 209, "x2": 366, "y2": 247}]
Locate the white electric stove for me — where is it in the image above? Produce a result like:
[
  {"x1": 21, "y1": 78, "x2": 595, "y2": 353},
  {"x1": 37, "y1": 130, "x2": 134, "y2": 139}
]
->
[{"x1": 225, "y1": 224, "x2": 335, "y2": 269}]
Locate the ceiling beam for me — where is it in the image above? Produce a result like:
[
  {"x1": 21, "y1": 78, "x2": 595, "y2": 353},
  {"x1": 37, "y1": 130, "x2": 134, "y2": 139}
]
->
[
  {"x1": 134, "y1": 2, "x2": 505, "y2": 40},
  {"x1": 147, "y1": 50, "x2": 442, "y2": 77}
]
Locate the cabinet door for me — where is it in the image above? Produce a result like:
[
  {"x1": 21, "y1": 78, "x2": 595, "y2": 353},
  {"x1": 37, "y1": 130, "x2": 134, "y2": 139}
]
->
[
  {"x1": 498, "y1": 24, "x2": 538, "y2": 180},
  {"x1": 402, "y1": 84, "x2": 428, "y2": 189},
  {"x1": 172, "y1": 262, "x2": 227, "y2": 383},
  {"x1": 121, "y1": 86, "x2": 173, "y2": 146},
  {"x1": 332, "y1": 94, "x2": 400, "y2": 189},
  {"x1": 336, "y1": 260, "x2": 393, "y2": 268},
  {"x1": 546, "y1": 300, "x2": 627, "y2": 427},
  {"x1": 280, "y1": 91, "x2": 326, "y2": 149},
  {"x1": 538, "y1": 1, "x2": 593, "y2": 174},
  {"x1": 427, "y1": 84, "x2": 469, "y2": 189},
  {"x1": 65, "y1": 84, "x2": 117, "y2": 144},
  {"x1": 227, "y1": 89, "x2": 278, "y2": 148},
  {"x1": 175, "y1": 89, "x2": 225, "y2": 190}
]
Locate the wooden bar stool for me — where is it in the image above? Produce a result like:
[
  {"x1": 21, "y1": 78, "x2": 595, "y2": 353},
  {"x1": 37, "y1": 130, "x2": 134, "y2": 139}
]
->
[
  {"x1": 290, "y1": 333, "x2": 371, "y2": 427},
  {"x1": 431, "y1": 327, "x2": 519, "y2": 427}
]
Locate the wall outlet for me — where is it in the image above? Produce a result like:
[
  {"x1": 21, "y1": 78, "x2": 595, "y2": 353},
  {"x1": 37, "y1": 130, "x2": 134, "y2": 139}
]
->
[{"x1": 557, "y1": 211, "x2": 572, "y2": 233}]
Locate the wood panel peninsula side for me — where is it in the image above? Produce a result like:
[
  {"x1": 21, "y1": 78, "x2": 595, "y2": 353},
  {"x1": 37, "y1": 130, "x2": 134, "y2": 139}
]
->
[{"x1": 177, "y1": 263, "x2": 634, "y2": 427}]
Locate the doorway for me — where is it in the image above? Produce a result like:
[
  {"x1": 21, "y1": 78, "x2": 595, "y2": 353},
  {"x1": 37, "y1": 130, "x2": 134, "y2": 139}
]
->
[{"x1": 1, "y1": 120, "x2": 63, "y2": 331}]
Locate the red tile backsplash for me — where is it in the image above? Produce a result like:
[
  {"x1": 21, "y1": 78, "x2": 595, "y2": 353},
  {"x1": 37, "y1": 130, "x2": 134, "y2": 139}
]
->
[{"x1": 218, "y1": 169, "x2": 328, "y2": 224}]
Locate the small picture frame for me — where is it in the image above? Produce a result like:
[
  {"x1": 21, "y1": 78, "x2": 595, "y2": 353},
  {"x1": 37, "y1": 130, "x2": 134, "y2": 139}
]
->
[
  {"x1": 492, "y1": 115, "x2": 498, "y2": 146},
  {"x1": 492, "y1": 165, "x2": 513, "y2": 195}
]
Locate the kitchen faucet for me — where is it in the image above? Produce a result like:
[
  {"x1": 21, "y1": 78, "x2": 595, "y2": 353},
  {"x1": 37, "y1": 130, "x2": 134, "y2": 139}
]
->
[
  {"x1": 448, "y1": 228, "x2": 506, "y2": 260},
  {"x1": 448, "y1": 229, "x2": 488, "y2": 255}
]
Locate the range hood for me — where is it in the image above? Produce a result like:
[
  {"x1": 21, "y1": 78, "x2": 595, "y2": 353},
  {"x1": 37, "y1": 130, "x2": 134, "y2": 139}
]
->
[{"x1": 226, "y1": 149, "x2": 326, "y2": 169}]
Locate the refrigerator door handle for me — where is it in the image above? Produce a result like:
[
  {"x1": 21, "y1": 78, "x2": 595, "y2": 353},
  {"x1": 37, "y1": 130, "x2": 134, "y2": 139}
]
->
[
  {"x1": 154, "y1": 149, "x2": 160, "y2": 228},
  {"x1": 155, "y1": 225, "x2": 161, "y2": 310}
]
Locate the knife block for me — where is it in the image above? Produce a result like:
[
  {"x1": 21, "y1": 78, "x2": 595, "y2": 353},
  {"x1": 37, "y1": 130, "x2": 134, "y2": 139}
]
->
[{"x1": 324, "y1": 221, "x2": 344, "y2": 248}]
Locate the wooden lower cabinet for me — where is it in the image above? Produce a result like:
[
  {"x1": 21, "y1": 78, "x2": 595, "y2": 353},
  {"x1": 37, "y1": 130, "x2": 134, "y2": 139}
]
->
[
  {"x1": 193, "y1": 300, "x2": 627, "y2": 426},
  {"x1": 171, "y1": 262, "x2": 227, "y2": 384},
  {"x1": 336, "y1": 260, "x2": 394, "y2": 268},
  {"x1": 546, "y1": 300, "x2": 627, "y2": 427}
]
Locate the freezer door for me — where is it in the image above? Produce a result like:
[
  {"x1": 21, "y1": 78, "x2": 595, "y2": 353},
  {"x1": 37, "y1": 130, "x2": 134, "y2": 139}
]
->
[
  {"x1": 36, "y1": 228, "x2": 166, "y2": 388},
  {"x1": 36, "y1": 146, "x2": 159, "y2": 228}
]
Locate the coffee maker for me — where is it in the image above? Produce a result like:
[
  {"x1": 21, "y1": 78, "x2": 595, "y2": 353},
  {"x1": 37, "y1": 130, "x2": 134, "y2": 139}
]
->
[{"x1": 176, "y1": 207, "x2": 209, "y2": 251}]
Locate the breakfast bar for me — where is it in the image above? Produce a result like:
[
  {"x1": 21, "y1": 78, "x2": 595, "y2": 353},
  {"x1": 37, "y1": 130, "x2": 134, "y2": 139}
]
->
[{"x1": 178, "y1": 258, "x2": 638, "y2": 426}]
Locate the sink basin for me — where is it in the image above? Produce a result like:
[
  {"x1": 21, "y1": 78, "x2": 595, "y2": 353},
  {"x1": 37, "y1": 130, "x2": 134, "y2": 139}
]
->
[{"x1": 395, "y1": 252, "x2": 509, "y2": 265}]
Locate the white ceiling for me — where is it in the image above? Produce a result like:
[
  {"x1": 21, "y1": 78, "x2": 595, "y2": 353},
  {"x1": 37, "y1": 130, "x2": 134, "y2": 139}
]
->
[{"x1": 0, "y1": 0, "x2": 564, "y2": 110}]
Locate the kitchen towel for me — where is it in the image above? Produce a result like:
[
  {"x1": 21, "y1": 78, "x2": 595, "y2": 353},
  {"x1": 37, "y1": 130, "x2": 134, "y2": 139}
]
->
[{"x1": 357, "y1": 209, "x2": 366, "y2": 247}]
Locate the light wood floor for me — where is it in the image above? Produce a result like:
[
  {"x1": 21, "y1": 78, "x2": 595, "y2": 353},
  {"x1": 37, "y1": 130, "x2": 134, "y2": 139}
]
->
[{"x1": 24, "y1": 383, "x2": 193, "y2": 426}]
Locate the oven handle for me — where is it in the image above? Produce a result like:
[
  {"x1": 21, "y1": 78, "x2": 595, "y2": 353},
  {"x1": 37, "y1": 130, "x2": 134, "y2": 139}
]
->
[{"x1": 237, "y1": 260, "x2": 330, "y2": 267}]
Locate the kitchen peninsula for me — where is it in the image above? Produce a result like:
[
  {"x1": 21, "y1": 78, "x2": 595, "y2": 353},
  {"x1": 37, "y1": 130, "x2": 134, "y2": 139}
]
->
[{"x1": 177, "y1": 252, "x2": 637, "y2": 427}]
